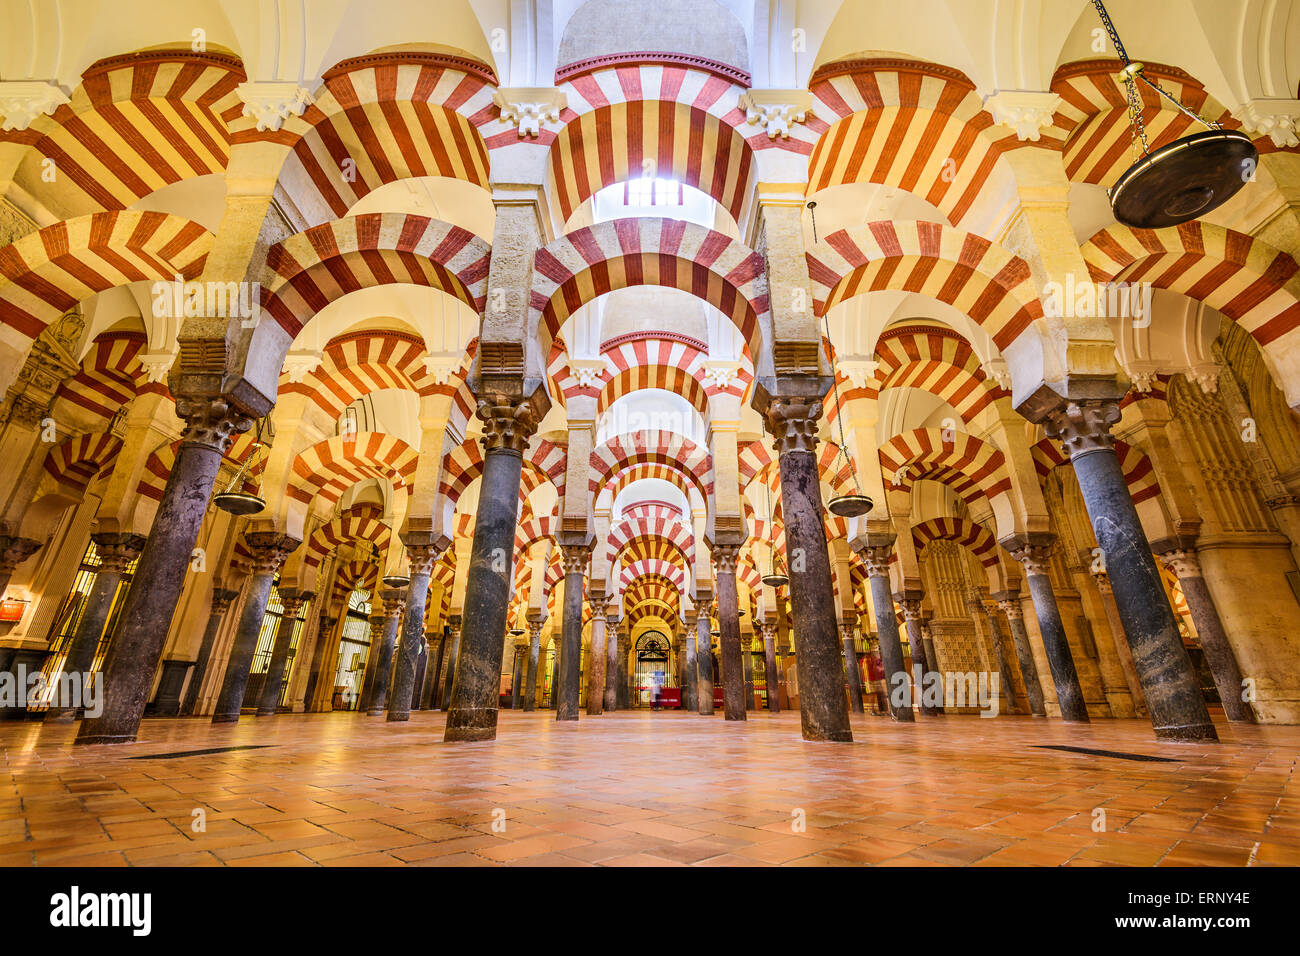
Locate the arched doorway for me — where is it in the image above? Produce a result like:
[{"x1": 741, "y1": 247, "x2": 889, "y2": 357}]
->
[{"x1": 632, "y1": 631, "x2": 673, "y2": 708}]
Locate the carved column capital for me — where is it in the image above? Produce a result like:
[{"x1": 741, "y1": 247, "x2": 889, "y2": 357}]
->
[
  {"x1": 174, "y1": 394, "x2": 255, "y2": 454},
  {"x1": 210, "y1": 587, "x2": 240, "y2": 615},
  {"x1": 761, "y1": 396, "x2": 821, "y2": 455},
  {"x1": 559, "y1": 543, "x2": 592, "y2": 576},
  {"x1": 860, "y1": 545, "x2": 893, "y2": 578},
  {"x1": 711, "y1": 543, "x2": 741, "y2": 575},
  {"x1": 319, "y1": 614, "x2": 339, "y2": 632},
  {"x1": 1009, "y1": 543, "x2": 1054, "y2": 577},
  {"x1": 996, "y1": 598, "x2": 1023, "y2": 620},
  {"x1": 403, "y1": 543, "x2": 444, "y2": 577},
  {"x1": 90, "y1": 532, "x2": 147, "y2": 574},
  {"x1": 838, "y1": 621, "x2": 856, "y2": 642},
  {"x1": 241, "y1": 532, "x2": 299, "y2": 576},
  {"x1": 278, "y1": 588, "x2": 311, "y2": 619},
  {"x1": 477, "y1": 399, "x2": 541, "y2": 455},
  {"x1": 1091, "y1": 570, "x2": 1112, "y2": 595},
  {"x1": 758, "y1": 621, "x2": 777, "y2": 641},
  {"x1": 1041, "y1": 400, "x2": 1121, "y2": 459},
  {"x1": 526, "y1": 619, "x2": 544, "y2": 642},
  {"x1": 0, "y1": 535, "x2": 40, "y2": 575},
  {"x1": 381, "y1": 587, "x2": 406, "y2": 619},
  {"x1": 897, "y1": 596, "x2": 924, "y2": 621},
  {"x1": 1159, "y1": 548, "x2": 1202, "y2": 579}
]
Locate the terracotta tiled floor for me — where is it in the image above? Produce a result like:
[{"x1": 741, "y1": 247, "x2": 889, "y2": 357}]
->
[{"x1": 2, "y1": 710, "x2": 1298, "y2": 867}]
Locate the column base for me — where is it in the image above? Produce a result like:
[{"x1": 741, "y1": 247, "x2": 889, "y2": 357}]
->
[
  {"x1": 725, "y1": 713, "x2": 746, "y2": 721},
  {"x1": 366, "y1": 707, "x2": 384, "y2": 716},
  {"x1": 1154, "y1": 721, "x2": 1219, "y2": 742},
  {"x1": 255, "y1": 709, "x2": 276, "y2": 717},
  {"x1": 555, "y1": 713, "x2": 579, "y2": 722},
  {"x1": 44, "y1": 709, "x2": 79, "y2": 723},
  {"x1": 386, "y1": 712, "x2": 410, "y2": 723},
  {"x1": 444, "y1": 708, "x2": 498, "y2": 741},
  {"x1": 211, "y1": 714, "x2": 240, "y2": 724},
  {"x1": 802, "y1": 729, "x2": 854, "y2": 743},
  {"x1": 74, "y1": 733, "x2": 138, "y2": 745}
]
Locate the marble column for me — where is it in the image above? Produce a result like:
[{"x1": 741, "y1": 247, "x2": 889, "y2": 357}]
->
[
  {"x1": 0, "y1": 536, "x2": 40, "y2": 600},
  {"x1": 368, "y1": 587, "x2": 404, "y2": 716},
  {"x1": 523, "y1": 619, "x2": 542, "y2": 712},
  {"x1": 616, "y1": 631, "x2": 630, "y2": 710},
  {"x1": 359, "y1": 612, "x2": 385, "y2": 711},
  {"x1": 1158, "y1": 546, "x2": 1253, "y2": 722},
  {"x1": 860, "y1": 543, "x2": 913, "y2": 721},
  {"x1": 899, "y1": 595, "x2": 939, "y2": 716},
  {"x1": 920, "y1": 611, "x2": 944, "y2": 714},
  {"x1": 211, "y1": 533, "x2": 299, "y2": 724},
  {"x1": 994, "y1": 592, "x2": 1046, "y2": 716},
  {"x1": 77, "y1": 396, "x2": 255, "y2": 745},
  {"x1": 181, "y1": 586, "x2": 240, "y2": 716},
  {"x1": 445, "y1": 399, "x2": 539, "y2": 742},
  {"x1": 839, "y1": 622, "x2": 864, "y2": 714},
  {"x1": 761, "y1": 622, "x2": 780, "y2": 712},
  {"x1": 760, "y1": 396, "x2": 853, "y2": 742},
  {"x1": 440, "y1": 616, "x2": 461, "y2": 711},
  {"x1": 587, "y1": 606, "x2": 606, "y2": 716},
  {"x1": 556, "y1": 543, "x2": 591, "y2": 722},
  {"x1": 256, "y1": 589, "x2": 310, "y2": 716},
  {"x1": 696, "y1": 613, "x2": 714, "y2": 715},
  {"x1": 1092, "y1": 572, "x2": 1148, "y2": 716},
  {"x1": 712, "y1": 544, "x2": 746, "y2": 721},
  {"x1": 422, "y1": 631, "x2": 445, "y2": 711},
  {"x1": 1045, "y1": 400, "x2": 1215, "y2": 741},
  {"x1": 973, "y1": 592, "x2": 1022, "y2": 715},
  {"x1": 410, "y1": 636, "x2": 429, "y2": 712},
  {"x1": 742, "y1": 635, "x2": 756, "y2": 709},
  {"x1": 302, "y1": 612, "x2": 339, "y2": 713},
  {"x1": 510, "y1": 642, "x2": 525, "y2": 709},
  {"x1": 682, "y1": 616, "x2": 698, "y2": 711},
  {"x1": 603, "y1": 614, "x2": 619, "y2": 712},
  {"x1": 389, "y1": 541, "x2": 443, "y2": 722},
  {"x1": 46, "y1": 533, "x2": 145, "y2": 722},
  {"x1": 1006, "y1": 540, "x2": 1089, "y2": 723}
]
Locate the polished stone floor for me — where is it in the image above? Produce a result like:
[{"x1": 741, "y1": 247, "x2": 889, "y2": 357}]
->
[{"x1": 1, "y1": 709, "x2": 1297, "y2": 866}]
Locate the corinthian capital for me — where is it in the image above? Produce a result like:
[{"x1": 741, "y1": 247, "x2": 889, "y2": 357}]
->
[
  {"x1": 559, "y1": 543, "x2": 593, "y2": 576},
  {"x1": 0, "y1": 536, "x2": 40, "y2": 575},
  {"x1": 762, "y1": 396, "x2": 821, "y2": 455},
  {"x1": 859, "y1": 544, "x2": 893, "y2": 578},
  {"x1": 1041, "y1": 400, "x2": 1121, "y2": 458},
  {"x1": 1008, "y1": 543, "x2": 1054, "y2": 577},
  {"x1": 174, "y1": 394, "x2": 255, "y2": 454},
  {"x1": 477, "y1": 399, "x2": 541, "y2": 454},
  {"x1": 1159, "y1": 548, "x2": 1202, "y2": 579},
  {"x1": 711, "y1": 543, "x2": 741, "y2": 575},
  {"x1": 90, "y1": 533, "x2": 147, "y2": 574},
  {"x1": 241, "y1": 531, "x2": 299, "y2": 576}
]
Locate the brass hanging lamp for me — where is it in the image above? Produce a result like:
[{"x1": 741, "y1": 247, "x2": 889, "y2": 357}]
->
[
  {"x1": 822, "y1": 314, "x2": 874, "y2": 519},
  {"x1": 760, "y1": 477, "x2": 789, "y2": 588},
  {"x1": 1091, "y1": 0, "x2": 1256, "y2": 229},
  {"x1": 213, "y1": 417, "x2": 269, "y2": 515}
]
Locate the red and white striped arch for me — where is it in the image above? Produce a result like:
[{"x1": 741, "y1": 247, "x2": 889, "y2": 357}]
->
[
  {"x1": 238, "y1": 53, "x2": 497, "y2": 223},
  {"x1": 1029, "y1": 437, "x2": 1161, "y2": 505},
  {"x1": 545, "y1": 64, "x2": 759, "y2": 225},
  {"x1": 857, "y1": 325, "x2": 1007, "y2": 424},
  {"x1": 0, "y1": 211, "x2": 211, "y2": 346},
  {"x1": 806, "y1": 59, "x2": 1036, "y2": 227},
  {"x1": 878, "y1": 428, "x2": 1012, "y2": 505},
  {"x1": 304, "y1": 504, "x2": 393, "y2": 570},
  {"x1": 616, "y1": 535, "x2": 690, "y2": 575},
  {"x1": 1081, "y1": 221, "x2": 1300, "y2": 349},
  {"x1": 806, "y1": 221, "x2": 1042, "y2": 351},
  {"x1": 0, "y1": 50, "x2": 244, "y2": 214},
  {"x1": 331, "y1": 560, "x2": 380, "y2": 604},
  {"x1": 439, "y1": 438, "x2": 560, "y2": 506},
  {"x1": 54, "y1": 331, "x2": 169, "y2": 420},
  {"x1": 287, "y1": 433, "x2": 418, "y2": 507},
  {"x1": 1050, "y1": 59, "x2": 1282, "y2": 189},
  {"x1": 516, "y1": 515, "x2": 557, "y2": 554},
  {"x1": 261, "y1": 213, "x2": 491, "y2": 340},
  {"x1": 531, "y1": 218, "x2": 768, "y2": 357},
  {"x1": 42, "y1": 432, "x2": 122, "y2": 496},
  {"x1": 136, "y1": 436, "x2": 255, "y2": 501},
  {"x1": 606, "y1": 462, "x2": 698, "y2": 505},
  {"x1": 619, "y1": 560, "x2": 686, "y2": 593},
  {"x1": 590, "y1": 430, "x2": 714, "y2": 502},
  {"x1": 911, "y1": 516, "x2": 999, "y2": 568},
  {"x1": 605, "y1": 505, "x2": 695, "y2": 567}
]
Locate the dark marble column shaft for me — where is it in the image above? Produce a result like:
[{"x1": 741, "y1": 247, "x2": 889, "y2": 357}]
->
[
  {"x1": 861, "y1": 547, "x2": 913, "y2": 721},
  {"x1": 1049, "y1": 400, "x2": 1215, "y2": 741},
  {"x1": 603, "y1": 615, "x2": 618, "y2": 711},
  {"x1": 712, "y1": 546, "x2": 746, "y2": 721},
  {"x1": 523, "y1": 620, "x2": 542, "y2": 712},
  {"x1": 46, "y1": 533, "x2": 144, "y2": 722},
  {"x1": 975, "y1": 595, "x2": 1022, "y2": 715},
  {"x1": 422, "y1": 633, "x2": 446, "y2": 711},
  {"x1": 899, "y1": 596, "x2": 938, "y2": 716},
  {"x1": 763, "y1": 397, "x2": 852, "y2": 742},
  {"x1": 1160, "y1": 548, "x2": 1252, "y2": 722},
  {"x1": 839, "y1": 622, "x2": 864, "y2": 713},
  {"x1": 211, "y1": 533, "x2": 298, "y2": 724},
  {"x1": 761, "y1": 622, "x2": 780, "y2": 712},
  {"x1": 302, "y1": 612, "x2": 339, "y2": 713},
  {"x1": 1007, "y1": 545, "x2": 1089, "y2": 722},
  {"x1": 587, "y1": 609, "x2": 605, "y2": 715},
  {"x1": 256, "y1": 589, "x2": 310, "y2": 716},
  {"x1": 358, "y1": 612, "x2": 384, "y2": 710},
  {"x1": 995, "y1": 594, "x2": 1046, "y2": 716},
  {"x1": 181, "y1": 586, "x2": 239, "y2": 716},
  {"x1": 440, "y1": 617, "x2": 461, "y2": 711},
  {"x1": 556, "y1": 544, "x2": 590, "y2": 722},
  {"x1": 1092, "y1": 572, "x2": 1148, "y2": 715},
  {"x1": 367, "y1": 589, "x2": 404, "y2": 715},
  {"x1": 77, "y1": 397, "x2": 254, "y2": 745},
  {"x1": 920, "y1": 613, "x2": 944, "y2": 713},
  {"x1": 444, "y1": 399, "x2": 537, "y2": 742},
  {"x1": 389, "y1": 542, "x2": 442, "y2": 722},
  {"x1": 682, "y1": 618, "x2": 698, "y2": 711},
  {"x1": 616, "y1": 632, "x2": 630, "y2": 709},
  {"x1": 695, "y1": 613, "x2": 713, "y2": 715}
]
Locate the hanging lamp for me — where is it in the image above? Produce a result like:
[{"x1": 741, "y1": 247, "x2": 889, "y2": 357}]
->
[
  {"x1": 1091, "y1": 0, "x2": 1256, "y2": 229},
  {"x1": 213, "y1": 417, "x2": 269, "y2": 515},
  {"x1": 822, "y1": 314, "x2": 874, "y2": 519},
  {"x1": 760, "y1": 478, "x2": 789, "y2": 588}
]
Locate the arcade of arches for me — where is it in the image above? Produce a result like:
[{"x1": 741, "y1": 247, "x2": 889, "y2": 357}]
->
[{"x1": 2, "y1": 0, "x2": 1300, "y2": 867}]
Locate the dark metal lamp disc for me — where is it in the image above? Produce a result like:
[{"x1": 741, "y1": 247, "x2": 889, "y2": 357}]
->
[
  {"x1": 213, "y1": 491, "x2": 266, "y2": 516},
  {"x1": 827, "y1": 493, "x2": 874, "y2": 518},
  {"x1": 1109, "y1": 129, "x2": 1258, "y2": 229}
]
